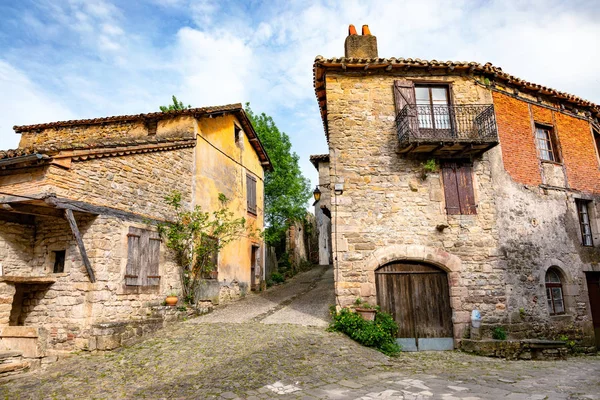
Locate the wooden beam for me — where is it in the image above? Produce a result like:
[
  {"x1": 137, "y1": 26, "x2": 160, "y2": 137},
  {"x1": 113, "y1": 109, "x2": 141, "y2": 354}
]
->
[
  {"x1": 46, "y1": 197, "x2": 163, "y2": 224},
  {"x1": 0, "y1": 210, "x2": 34, "y2": 225},
  {"x1": 3, "y1": 203, "x2": 65, "y2": 219},
  {"x1": 64, "y1": 209, "x2": 96, "y2": 283}
]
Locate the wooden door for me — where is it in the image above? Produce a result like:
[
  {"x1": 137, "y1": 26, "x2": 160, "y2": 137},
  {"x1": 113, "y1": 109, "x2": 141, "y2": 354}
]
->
[
  {"x1": 376, "y1": 262, "x2": 453, "y2": 351},
  {"x1": 585, "y1": 272, "x2": 600, "y2": 349}
]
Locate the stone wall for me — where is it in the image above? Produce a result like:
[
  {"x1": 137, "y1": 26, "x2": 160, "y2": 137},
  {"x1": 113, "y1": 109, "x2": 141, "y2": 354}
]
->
[
  {"x1": 315, "y1": 160, "x2": 332, "y2": 265},
  {"x1": 325, "y1": 70, "x2": 598, "y2": 345},
  {"x1": 46, "y1": 148, "x2": 194, "y2": 220}
]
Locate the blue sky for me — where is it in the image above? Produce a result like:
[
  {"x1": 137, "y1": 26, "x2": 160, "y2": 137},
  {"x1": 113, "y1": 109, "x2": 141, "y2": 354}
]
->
[{"x1": 0, "y1": 0, "x2": 599, "y2": 191}]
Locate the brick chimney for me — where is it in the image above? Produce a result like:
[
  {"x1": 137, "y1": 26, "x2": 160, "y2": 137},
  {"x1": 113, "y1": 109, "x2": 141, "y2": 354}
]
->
[{"x1": 344, "y1": 24, "x2": 378, "y2": 58}]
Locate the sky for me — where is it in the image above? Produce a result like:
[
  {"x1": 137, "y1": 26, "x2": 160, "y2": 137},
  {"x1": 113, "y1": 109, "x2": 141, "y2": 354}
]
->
[{"x1": 0, "y1": 0, "x2": 599, "y2": 193}]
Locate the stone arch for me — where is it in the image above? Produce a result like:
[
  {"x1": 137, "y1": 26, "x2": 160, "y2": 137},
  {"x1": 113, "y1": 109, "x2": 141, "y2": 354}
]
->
[
  {"x1": 541, "y1": 258, "x2": 570, "y2": 283},
  {"x1": 365, "y1": 245, "x2": 463, "y2": 286}
]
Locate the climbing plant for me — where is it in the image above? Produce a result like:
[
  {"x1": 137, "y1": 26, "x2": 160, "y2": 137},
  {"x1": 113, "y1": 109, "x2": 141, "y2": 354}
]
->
[{"x1": 157, "y1": 191, "x2": 248, "y2": 305}]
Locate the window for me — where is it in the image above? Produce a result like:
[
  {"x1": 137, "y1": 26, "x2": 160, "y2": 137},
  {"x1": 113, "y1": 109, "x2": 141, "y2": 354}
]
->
[
  {"x1": 125, "y1": 227, "x2": 161, "y2": 286},
  {"x1": 53, "y1": 250, "x2": 65, "y2": 273},
  {"x1": 200, "y1": 235, "x2": 219, "y2": 279},
  {"x1": 535, "y1": 125, "x2": 560, "y2": 162},
  {"x1": 545, "y1": 268, "x2": 565, "y2": 315},
  {"x1": 146, "y1": 120, "x2": 158, "y2": 135},
  {"x1": 576, "y1": 199, "x2": 594, "y2": 247},
  {"x1": 234, "y1": 124, "x2": 242, "y2": 143},
  {"x1": 593, "y1": 126, "x2": 600, "y2": 165},
  {"x1": 441, "y1": 161, "x2": 477, "y2": 215},
  {"x1": 247, "y1": 174, "x2": 257, "y2": 215},
  {"x1": 415, "y1": 85, "x2": 451, "y2": 130}
]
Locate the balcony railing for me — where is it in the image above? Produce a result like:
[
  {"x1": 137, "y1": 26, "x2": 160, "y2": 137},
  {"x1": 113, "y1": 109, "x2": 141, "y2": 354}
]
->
[{"x1": 395, "y1": 104, "x2": 499, "y2": 156}]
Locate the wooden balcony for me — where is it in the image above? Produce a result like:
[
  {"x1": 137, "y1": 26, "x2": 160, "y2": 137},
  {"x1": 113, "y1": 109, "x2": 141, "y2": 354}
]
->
[{"x1": 395, "y1": 104, "x2": 499, "y2": 157}]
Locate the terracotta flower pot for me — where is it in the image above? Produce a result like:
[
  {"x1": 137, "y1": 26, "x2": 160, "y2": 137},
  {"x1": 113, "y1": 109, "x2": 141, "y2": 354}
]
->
[
  {"x1": 355, "y1": 307, "x2": 377, "y2": 321},
  {"x1": 165, "y1": 296, "x2": 178, "y2": 307}
]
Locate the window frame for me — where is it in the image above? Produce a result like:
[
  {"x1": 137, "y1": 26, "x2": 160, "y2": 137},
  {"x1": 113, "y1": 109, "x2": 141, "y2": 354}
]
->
[
  {"x1": 535, "y1": 124, "x2": 560, "y2": 163},
  {"x1": 414, "y1": 84, "x2": 452, "y2": 132},
  {"x1": 545, "y1": 268, "x2": 565, "y2": 315},
  {"x1": 576, "y1": 199, "x2": 594, "y2": 247},
  {"x1": 592, "y1": 125, "x2": 600, "y2": 167}
]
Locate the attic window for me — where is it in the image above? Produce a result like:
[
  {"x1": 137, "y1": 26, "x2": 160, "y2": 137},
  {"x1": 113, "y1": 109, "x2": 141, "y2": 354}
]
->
[
  {"x1": 234, "y1": 124, "x2": 242, "y2": 143},
  {"x1": 146, "y1": 120, "x2": 158, "y2": 136}
]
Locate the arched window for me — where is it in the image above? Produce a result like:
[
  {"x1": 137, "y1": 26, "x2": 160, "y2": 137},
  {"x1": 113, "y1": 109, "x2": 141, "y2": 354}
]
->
[{"x1": 545, "y1": 269, "x2": 565, "y2": 315}]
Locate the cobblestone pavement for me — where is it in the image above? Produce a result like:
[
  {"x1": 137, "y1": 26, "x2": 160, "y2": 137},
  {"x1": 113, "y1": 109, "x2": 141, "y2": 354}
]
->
[{"x1": 1, "y1": 266, "x2": 599, "y2": 399}]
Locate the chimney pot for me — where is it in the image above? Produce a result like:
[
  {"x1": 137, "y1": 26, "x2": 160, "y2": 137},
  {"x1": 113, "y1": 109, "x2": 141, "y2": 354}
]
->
[{"x1": 344, "y1": 24, "x2": 377, "y2": 58}]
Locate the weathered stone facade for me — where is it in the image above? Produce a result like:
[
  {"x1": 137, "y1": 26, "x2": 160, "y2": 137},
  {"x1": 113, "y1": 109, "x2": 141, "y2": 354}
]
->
[
  {"x1": 313, "y1": 31, "x2": 600, "y2": 350},
  {"x1": 0, "y1": 104, "x2": 270, "y2": 364}
]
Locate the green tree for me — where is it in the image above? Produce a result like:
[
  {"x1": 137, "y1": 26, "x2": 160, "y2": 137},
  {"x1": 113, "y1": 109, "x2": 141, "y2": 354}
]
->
[
  {"x1": 245, "y1": 103, "x2": 312, "y2": 247},
  {"x1": 160, "y1": 95, "x2": 191, "y2": 112}
]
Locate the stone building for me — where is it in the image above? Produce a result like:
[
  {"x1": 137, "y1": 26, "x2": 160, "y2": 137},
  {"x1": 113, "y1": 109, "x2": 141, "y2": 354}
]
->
[
  {"x1": 313, "y1": 25, "x2": 600, "y2": 351},
  {"x1": 0, "y1": 104, "x2": 271, "y2": 364}
]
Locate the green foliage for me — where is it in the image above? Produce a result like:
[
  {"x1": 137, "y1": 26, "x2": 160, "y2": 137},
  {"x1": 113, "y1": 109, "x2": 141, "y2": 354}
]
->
[
  {"x1": 492, "y1": 326, "x2": 507, "y2": 340},
  {"x1": 245, "y1": 103, "x2": 312, "y2": 246},
  {"x1": 354, "y1": 298, "x2": 374, "y2": 309},
  {"x1": 420, "y1": 158, "x2": 439, "y2": 180},
  {"x1": 270, "y1": 272, "x2": 285, "y2": 284},
  {"x1": 157, "y1": 191, "x2": 249, "y2": 306},
  {"x1": 558, "y1": 334, "x2": 576, "y2": 349},
  {"x1": 160, "y1": 95, "x2": 191, "y2": 112},
  {"x1": 329, "y1": 306, "x2": 401, "y2": 356}
]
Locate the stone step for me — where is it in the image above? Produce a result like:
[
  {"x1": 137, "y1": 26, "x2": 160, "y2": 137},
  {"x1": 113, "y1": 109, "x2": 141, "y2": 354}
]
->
[
  {"x1": 0, "y1": 350, "x2": 23, "y2": 362},
  {"x1": 0, "y1": 361, "x2": 29, "y2": 376}
]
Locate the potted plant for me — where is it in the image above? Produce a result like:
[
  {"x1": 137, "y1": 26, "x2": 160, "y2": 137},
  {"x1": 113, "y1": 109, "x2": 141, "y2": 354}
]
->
[
  {"x1": 354, "y1": 298, "x2": 377, "y2": 321},
  {"x1": 165, "y1": 292, "x2": 178, "y2": 307}
]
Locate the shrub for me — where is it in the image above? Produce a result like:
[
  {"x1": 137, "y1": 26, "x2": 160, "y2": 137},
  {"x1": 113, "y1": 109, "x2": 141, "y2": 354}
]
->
[
  {"x1": 329, "y1": 306, "x2": 401, "y2": 356},
  {"x1": 270, "y1": 272, "x2": 285, "y2": 284},
  {"x1": 492, "y1": 326, "x2": 507, "y2": 340}
]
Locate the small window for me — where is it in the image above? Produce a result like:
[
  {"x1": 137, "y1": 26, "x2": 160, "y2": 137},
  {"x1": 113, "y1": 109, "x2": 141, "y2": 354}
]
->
[
  {"x1": 125, "y1": 227, "x2": 161, "y2": 286},
  {"x1": 441, "y1": 161, "x2": 476, "y2": 215},
  {"x1": 545, "y1": 268, "x2": 565, "y2": 315},
  {"x1": 535, "y1": 125, "x2": 560, "y2": 162},
  {"x1": 576, "y1": 199, "x2": 594, "y2": 247},
  {"x1": 53, "y1": 250, "x2": 66, "y2": 273},
  {"x1": 146, "y1": 120, "x2": 158, "y2": 136},
  {"x1": 246, "y1": 174, "x2": 257, "y2": 215},
  {"x1": 593, "y1": 126, "x2": 600, "y2": 165},
  {"x1": 234, "y1": 124, "x2": 242, "y2": 143}
]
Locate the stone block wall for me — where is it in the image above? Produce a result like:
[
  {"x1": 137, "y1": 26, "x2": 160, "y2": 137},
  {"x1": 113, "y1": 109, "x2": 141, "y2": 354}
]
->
[
  {"x1": 46, "y1": 148, "x2": 194, "y2": 220},
  {"x1": 0, "y1": 221, "x2": 34, "y2": 275}
]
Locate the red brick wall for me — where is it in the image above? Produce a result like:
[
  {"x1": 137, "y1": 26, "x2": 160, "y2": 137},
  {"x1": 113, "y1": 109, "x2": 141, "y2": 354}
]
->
[
  {"x1": 493, "y1": 91, "x2": 600, "y2": 193},
  {"x1": 493, "y1": 91, "x2": 541, "y2": 186},
  {"x1": 554, "y1": 112, "x2": 600, "y2": 193}
]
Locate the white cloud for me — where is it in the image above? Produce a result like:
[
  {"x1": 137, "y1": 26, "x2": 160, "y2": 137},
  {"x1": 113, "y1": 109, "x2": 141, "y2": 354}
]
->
[{"x1": 0, "y1": 61, "x2": 75, "y2": 150}]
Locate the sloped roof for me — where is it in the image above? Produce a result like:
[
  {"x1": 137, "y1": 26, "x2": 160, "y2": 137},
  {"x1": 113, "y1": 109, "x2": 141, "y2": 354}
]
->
[
  {"x1": 313, "y1": 56, "x2": 600, "y2": 138},
  {"x1": 309, "y1": 153, "x2": 329, "y2": 169},
  {"x1": 11, "y1": 103, "x2": 272, "y2": 170}
]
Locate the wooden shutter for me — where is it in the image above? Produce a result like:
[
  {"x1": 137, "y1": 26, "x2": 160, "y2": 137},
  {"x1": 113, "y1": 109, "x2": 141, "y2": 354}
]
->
[
  {"x1": 247, "y1": 174, "x2": 257, "y2": 215},
  {"x1": 125, "y1": 229, "x2": 141, "y2": 286},
  {"x1": 393, "y1": 80, "x2": 416, "y2": 113},
  {"x1": 456, "y1": 164, "x2": 477, "y2": 214},
  {"x1": 147, "y1": 234, "x2": 161, "y2": 286},
  {"x1": 441, "y1": 162, "x2": 476, "y2": 215},
  {"x1": 126, "y1": 227, "x2": 161, "y2": 286}
]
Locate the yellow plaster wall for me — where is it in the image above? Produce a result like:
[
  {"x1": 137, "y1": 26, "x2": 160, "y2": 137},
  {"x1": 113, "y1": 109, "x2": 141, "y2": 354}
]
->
[{"x1": 194, "y1": 114, "x2": 265, "y2": 288}]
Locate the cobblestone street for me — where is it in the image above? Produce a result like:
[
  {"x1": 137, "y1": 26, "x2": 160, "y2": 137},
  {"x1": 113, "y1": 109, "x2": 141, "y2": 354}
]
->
[{"x1": 1, "y1": 266, "x2": 599, "y2": 399}]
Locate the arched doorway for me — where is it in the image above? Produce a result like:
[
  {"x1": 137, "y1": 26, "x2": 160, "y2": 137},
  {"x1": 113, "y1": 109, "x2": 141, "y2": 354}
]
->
[{"x1": 375, "y1": 261, "x2": 453, "y2": 351}]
